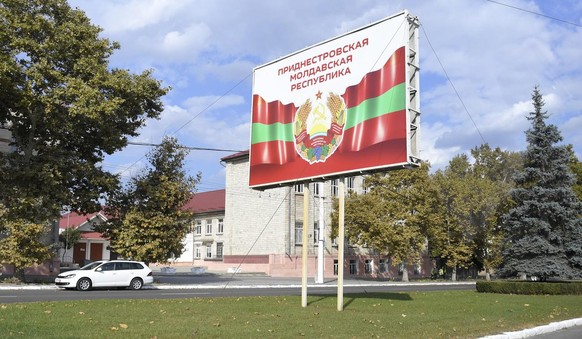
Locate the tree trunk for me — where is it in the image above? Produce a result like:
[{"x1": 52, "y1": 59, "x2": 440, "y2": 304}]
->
[
  {"x1": 401, "y1": 266, "x2": 409, "y2": 282},
  {"x1": 451, "y1": 265, "x2": 457, "y2": 282},
  {"x1": 14, "y1": 267, "x2": 25, "y2": 283}
]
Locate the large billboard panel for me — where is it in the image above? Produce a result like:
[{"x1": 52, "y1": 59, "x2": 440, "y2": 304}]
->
[{"x1": 250, "y1": 11, "x2": 420, "y2": 189}]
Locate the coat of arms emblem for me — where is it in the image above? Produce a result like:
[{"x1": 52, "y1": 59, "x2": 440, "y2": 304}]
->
[{"x1": 293, "y1": 91, "x2": 346, "y2": 164}]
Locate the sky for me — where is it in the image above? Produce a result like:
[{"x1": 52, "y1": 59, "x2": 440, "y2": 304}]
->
[{"x1": 67, "y1": 0, "x2": 582, "y2": 193}]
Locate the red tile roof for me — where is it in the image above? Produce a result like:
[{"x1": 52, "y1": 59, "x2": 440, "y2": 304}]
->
[
  {"x1": 221, "y1": 150, "x2": 249, "y2": 162},
  {"x1": 182, "y1": 189, "x2": 225, "y2": 213},
  {"x1": 59, "y1": 211, "x2": 103, "y2": 229},
  {"x1": 60, "y1": 189, "x2": 225, "y2": 229}
]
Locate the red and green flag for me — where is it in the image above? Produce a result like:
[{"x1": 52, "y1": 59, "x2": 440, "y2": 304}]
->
[{"x1": 250, "y1": 46, "x2": 408, "y2": 187}]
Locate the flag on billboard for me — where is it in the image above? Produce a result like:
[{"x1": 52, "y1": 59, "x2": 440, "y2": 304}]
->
[{"x1": 250, "y1": 12, "x2": 417, "y2": 188}]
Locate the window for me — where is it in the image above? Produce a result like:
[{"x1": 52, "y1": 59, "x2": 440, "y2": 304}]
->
[
  {"x1": 331, "y1": 179, "x2": 339, "y2": 196},
  {"x1": 364, "y1": 259, "x2": 373, "y2": 274},
  {"x1": 216, "y1": 242, "x2": 223, "y2": 259},
  {"x1": 206, "y1": 246, "x2": 212, "y2": 258},
  {"x1": 294, "y1": 183, "x2": 303, "y2": 193},
  {"x1": 100, "y1": 263, "x2": 115, "y2": 271},
  {"x1": 205, "y1": 219, "x2": 212, "y2": 235},
  {"x1": 313, "y1": 182, "x2": 320, "y2": 196},
  {"x1": 194, "y1": 244, "x2": 201, "y2": 259},
  {"x1": 347, "y1": 177, "x2": 355, "y2": 192},
  {"x1": 313, "y1": 222, "x2": 319, "y2": 244},
  {"x1": 379, "y1": 259, "x2": 389, "y2": 273},
  {"x1": 195, "y1": 220, "x2": 202, "y2": 235},
  {"x1": 294, "y1": 222, "x2": 303, "y2": 245},
  {"x1": 217, "y1": 219, "x2": 224, "y2": 234},
  {"x1": 349, "y1": 260, "x2": 358, "y2": 275}
]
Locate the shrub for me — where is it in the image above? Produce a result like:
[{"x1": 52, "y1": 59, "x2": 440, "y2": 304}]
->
[{"x1": 476, "y1": 280, "x2": 582, "y2": 295}]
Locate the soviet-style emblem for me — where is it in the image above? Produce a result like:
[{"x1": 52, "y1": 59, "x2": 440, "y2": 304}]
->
[{"x1": 293, "y1": 90, "x2": 346, "y2": 164}]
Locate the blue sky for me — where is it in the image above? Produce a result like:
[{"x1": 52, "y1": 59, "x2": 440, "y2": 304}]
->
[{"x1": 68, "y1": 0, "x2": 582, "y2": 192}]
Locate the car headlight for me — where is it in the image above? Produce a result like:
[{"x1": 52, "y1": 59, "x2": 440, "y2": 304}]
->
[{"x1": 61, "y1": 274, "x2": 76, "y2": 278}]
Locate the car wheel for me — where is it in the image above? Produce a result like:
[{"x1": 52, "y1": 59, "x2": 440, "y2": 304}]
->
[
  {"x1": 76, "y1": 278, "x2": 92, "y2": 291},
  {"x1": 129, "y1": 277, "x2": 143, "y2": 290}
]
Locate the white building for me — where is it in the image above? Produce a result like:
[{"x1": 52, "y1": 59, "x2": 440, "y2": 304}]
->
[{"x1": 218, "y1": 151, "x2": 430, "y2": 278}]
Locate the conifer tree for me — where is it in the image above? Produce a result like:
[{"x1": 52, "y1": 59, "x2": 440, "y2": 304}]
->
[{"x1": 500, "y1": 87, "x2": 582, "y2": 280}]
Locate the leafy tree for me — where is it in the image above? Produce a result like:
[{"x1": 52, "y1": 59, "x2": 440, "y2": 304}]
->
[
  {"x1": 430, "y1": 156, "x2": 476, "y2": 281},
  {"x1": 101, "y1": 137, "x2": 200, "y2": 264},
  {"x1": 469, "y1": 144, "x2": 521, "y2": 280},
  {"x1": 566, "y1": 146, "x2": 582, "y2": 202},
  {"x1": 0, "y1": 204, "x2": 52, "y2": 280},
  {"x1": 0, "y1": 0, "x2": 167, "y2": 269},
  {"x1": 58, "y1": 227, "x2": 82, "y2": 262},
  {"x1": 499, "y1": 87, "x2": 582, "y2": 280},
  {"x1": 331, "y1": 163, "x2": 434, "y2": 282}
]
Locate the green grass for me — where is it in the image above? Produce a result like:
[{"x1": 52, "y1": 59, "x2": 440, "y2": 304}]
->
[{"x1": 2, "y1": 291, "x2": 582, "y2": 338}]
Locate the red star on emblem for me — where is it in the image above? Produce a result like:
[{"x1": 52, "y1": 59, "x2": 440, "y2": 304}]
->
[{"x1": 315, "y1": 90, "x2": 322, "y2": 99}]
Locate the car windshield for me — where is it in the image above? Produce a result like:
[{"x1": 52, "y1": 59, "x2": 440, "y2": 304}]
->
[{"x1": 80, "y1": 262, "x2": 104, "y2": 270}]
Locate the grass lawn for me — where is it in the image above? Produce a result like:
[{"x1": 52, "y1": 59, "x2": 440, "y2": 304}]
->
[{"x1": 2, "y1": 290, "x2": 582, "y2": 338}]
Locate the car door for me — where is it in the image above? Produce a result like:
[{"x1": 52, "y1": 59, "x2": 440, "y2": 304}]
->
[
  {"x1": 115, "y1": 262, "x2": 134, "y2": 286},
  {"x1": 92, "y1": 262, "x2": 117, "y2": 287}
]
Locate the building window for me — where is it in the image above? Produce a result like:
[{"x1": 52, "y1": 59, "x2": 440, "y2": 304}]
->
[
  {"x1": 364, "y1": 259, "x2": 373, "y2": 274},
  {"x1": 206, "y1": 246, "x2": 212, "y2": 258},
  {"x1": 379, "y1": 259, "x2": 389, "y2": 273},
  {"x1": 195, "y1": 220, "x2": 202, "y2": 235},
  {"x1": 349, "y1": 260, "x2": 358, "y2": 275},
  {"x1": 331, "y1": 179, "x2": 339, "y2": 196},
  {"x1": 334, "y1": 260, "x2": 338, "y2": 276},
  {"x1": 313, "y1": 222, "x2": 319, "y2": 244},
  {"x1": 347, "y1": 177, "x2": 355, "y2": 192},
  {"x1": 194, "y1": 244, "x2": 201, "y2": 259},
  {"x1": 294, "y1": 183, "x2": 303, "y2": 193},
  {"x1": 217, "y1": 219, "x2": 224, "y2": 234},
  {"x1": 295, "y1": 222, "x2": 303, "y2": 245},
  {"x1": 205, "y1": 219, "x2": 212, "y2": 235},
  {"x1": 313, "y1": 182, "x2": 320, "y2": 196},
  {"x1": 216, "y1": 242, "x2": 223, "y2": 259}
]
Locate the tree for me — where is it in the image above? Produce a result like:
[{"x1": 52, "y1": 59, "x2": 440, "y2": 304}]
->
[
  {"x1": 101, "y1": 137, "x2": 200, "y2": 264},
  {"x1": 499, "y1": 87, "x2": 582, "y2": 280},
  {"x1": 469, "y1": 144, "x2": 521, "y2": 280},
  {"x1": 0, "y1": 0, "x2": 167, "y2": 270},
  {"x1": 331, "y1": 163, "x2": 434, "y2": 282},
  {"x1": 58, "y1": 227, "x2": 82, "y2": 263},
  {"x1": 430, "y1": 155, "x2": 476, "y2": 281},
  {"x1": 566, "y1": 146, "x2": 582, "y2": 202},
  {"x1": 0, "y1": 204, "x2": 52, "y2": 281}
]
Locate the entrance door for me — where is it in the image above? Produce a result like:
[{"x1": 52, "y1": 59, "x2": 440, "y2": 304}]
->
[
  {"x1": 73, "y1": 243, "x2": 86, "y2": 265},
  {"x1": 90, "y1": 243, "x2": 103, "y2": 261}
]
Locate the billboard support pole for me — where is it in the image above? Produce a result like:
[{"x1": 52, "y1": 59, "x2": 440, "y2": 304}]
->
[
  {"x1": 316, "y1": 182, "x2": 324, "y2": 284},
  {"x1": 301, "y1": 183, "x2": 309, "y2": 308},
  {"x1": 337, "y1": 178, "x2": 345, "y2": 311}
]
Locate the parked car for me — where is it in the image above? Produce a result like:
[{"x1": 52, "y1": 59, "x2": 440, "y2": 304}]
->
[{"x1": 55, "y1": 260, "x2": 154, "y2": 291}]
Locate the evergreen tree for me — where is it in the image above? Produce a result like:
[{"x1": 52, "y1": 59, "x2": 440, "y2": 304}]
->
[{"x1": 500, "y1": 87, "x2": 582, "y2": 280}]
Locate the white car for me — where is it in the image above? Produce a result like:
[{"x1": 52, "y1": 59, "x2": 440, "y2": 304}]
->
[{"x1": 55, "y1": 260, "x2": 154, "y2": 291}]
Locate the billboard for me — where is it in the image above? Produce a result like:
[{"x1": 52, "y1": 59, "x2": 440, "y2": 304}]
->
[{"x1": 250, "y1": 10, "x2": 420, "y2": 189}]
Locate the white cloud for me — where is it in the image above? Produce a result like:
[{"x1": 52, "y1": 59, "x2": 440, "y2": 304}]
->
[{"x1": 67, "y1": 0, "x2": 582, "y2": 186}]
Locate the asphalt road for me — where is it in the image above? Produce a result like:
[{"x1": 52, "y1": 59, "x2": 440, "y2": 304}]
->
[{"x1": 0, "y1": 278, "x2": 475, "y2": 303}]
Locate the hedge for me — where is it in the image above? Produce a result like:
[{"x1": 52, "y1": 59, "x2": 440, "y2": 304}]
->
[{"x1": 476, "y1": 280, "x2": 582, "y2": 295}]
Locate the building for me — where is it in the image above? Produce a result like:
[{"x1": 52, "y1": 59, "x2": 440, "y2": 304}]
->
[
  {"x1": 174, "y1": 189, "x2": 226, "y2": 269},
  {"x1": 58, "y1": 211, "x2": 112, "y2": 267},
  {"x1": 219, "y1": 151, "x2": 432, "y2": 279}
]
